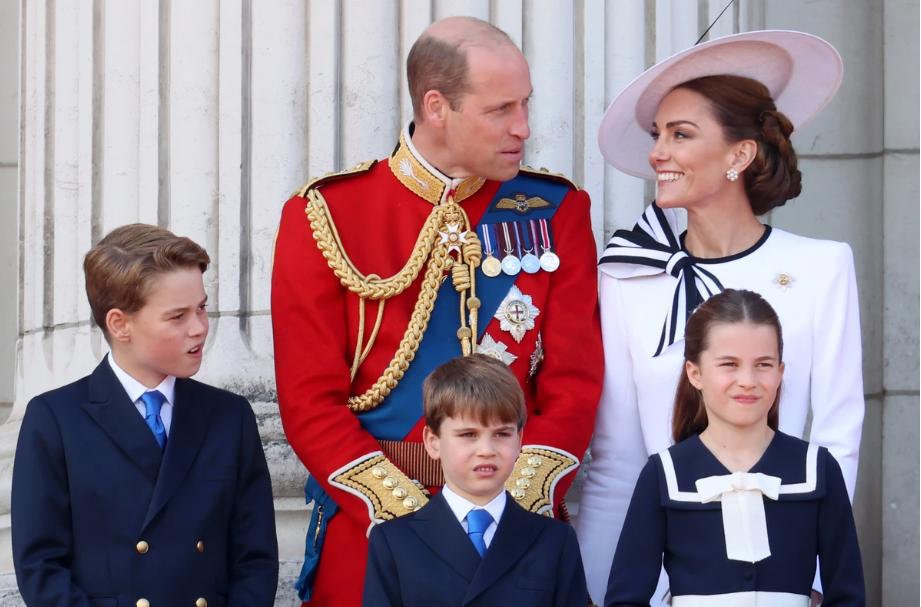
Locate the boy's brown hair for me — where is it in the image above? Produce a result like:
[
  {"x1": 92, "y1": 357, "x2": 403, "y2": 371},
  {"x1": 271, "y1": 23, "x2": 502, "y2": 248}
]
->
[
  {"x1": 423, "y1": 354, "x2": 526, "y2": 434},
  {"x1": 84, "y1": 223, "x2": 210, "y2": 340}
]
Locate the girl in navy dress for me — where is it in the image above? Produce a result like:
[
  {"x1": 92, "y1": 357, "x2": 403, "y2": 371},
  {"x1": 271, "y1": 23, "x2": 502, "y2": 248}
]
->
[{"x1": 605, "y1": 289, "x2": 864, "y2": 607}]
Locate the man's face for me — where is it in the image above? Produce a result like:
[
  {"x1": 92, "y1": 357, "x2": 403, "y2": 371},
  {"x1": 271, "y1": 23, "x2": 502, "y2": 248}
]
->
[{"x1": 442, "y1": 44, "x2": 532, "y2": 181}]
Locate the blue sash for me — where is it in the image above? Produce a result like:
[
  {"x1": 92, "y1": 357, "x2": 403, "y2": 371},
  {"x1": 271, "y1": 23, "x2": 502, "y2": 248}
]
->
[{"x1": 295, "y1": 172, "x2": 570, "y2": 600}]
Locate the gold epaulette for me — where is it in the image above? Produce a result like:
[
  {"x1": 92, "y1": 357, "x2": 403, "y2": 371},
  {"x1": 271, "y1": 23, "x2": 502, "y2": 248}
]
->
[
  {"x1": 292, "y1": 160, "x2": 378, "y2": 198},
  {"x1": 504, "y1": 446, "x2": 580, "y2": 517},
  {"x1": 518, "y1": 164, "x2": 581, "y2": 191}
]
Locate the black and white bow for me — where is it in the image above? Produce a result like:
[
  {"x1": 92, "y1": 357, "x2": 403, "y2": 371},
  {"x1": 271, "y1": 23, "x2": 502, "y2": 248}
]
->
[{"x1": 598, "y1": 203, "x2": 724, "y2": 356}]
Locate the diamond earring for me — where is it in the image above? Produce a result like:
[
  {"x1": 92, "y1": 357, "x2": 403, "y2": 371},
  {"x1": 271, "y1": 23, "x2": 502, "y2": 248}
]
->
[{"x1": 725, "y1": 168, "x2": 739, "y2": 182}]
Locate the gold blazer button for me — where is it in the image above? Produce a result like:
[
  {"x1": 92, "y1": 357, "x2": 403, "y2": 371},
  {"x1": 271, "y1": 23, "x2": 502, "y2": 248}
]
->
[{"x1": 135, "y1": 541, "x2": 149, "y2": 554}]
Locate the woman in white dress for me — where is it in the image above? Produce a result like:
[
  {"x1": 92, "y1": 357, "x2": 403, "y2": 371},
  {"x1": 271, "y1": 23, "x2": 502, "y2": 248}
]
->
[{"x1": 575, "y1": 30, "x2": 865, "y2": 606}]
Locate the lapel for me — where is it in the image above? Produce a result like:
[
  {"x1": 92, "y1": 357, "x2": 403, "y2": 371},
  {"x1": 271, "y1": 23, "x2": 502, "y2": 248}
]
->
[
  {"x1": 408, "y1": 492, "x2": 482, "y2": 583},
  {"x1": 462, "y1": 495, "x2": 545, "y2": 606},
  {"x1": 82, "y1": 359, "x2": 163, "y2": 484},
  {"x1": 141, "y1": 377, "x2": 211, "y2": 530}
]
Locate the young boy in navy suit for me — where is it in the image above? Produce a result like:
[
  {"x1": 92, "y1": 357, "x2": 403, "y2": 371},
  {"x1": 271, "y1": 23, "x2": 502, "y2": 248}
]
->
[
  {"x1": 362, "y1": 354, "x2": 589, "y2": 606},
  {"x1": 12, "y1": 224, "x2": 278, "y2": 606}
]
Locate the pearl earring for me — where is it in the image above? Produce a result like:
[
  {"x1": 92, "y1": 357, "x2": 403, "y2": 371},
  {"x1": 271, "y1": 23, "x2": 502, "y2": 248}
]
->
[{"x1": 725, "y1": 168, "x2": 739, "y2": 182}]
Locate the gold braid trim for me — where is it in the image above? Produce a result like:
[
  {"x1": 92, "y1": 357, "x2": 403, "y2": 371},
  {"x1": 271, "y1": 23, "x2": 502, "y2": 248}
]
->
[
  {"x1": 346, "y1": 246, "x2": 448, "y2": 411},
  {"x1": 505, "y1": 446, "x2": 580, "y2": 517},
  {"x1": 518, "y1": 164, "x2": 581, "y2": 190},
  {"x1": 330, "y1": 454, "x2": 429, "y2": 524},
  {"x1": 305, "y1": 186, "x2": 481, "y2": 413},
  {"x1": 306, "y1": 188, "x2": 443, "y2": 299}
]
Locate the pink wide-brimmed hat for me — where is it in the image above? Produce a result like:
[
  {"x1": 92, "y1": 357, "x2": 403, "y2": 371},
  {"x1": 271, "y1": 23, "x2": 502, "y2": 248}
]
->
[{"x1": 598, "y1": 30, "x2": 843, "y2": 180}]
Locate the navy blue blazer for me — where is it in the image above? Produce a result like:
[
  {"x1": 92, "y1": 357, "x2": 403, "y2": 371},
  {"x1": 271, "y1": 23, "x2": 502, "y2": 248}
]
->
[
  {"x1": 12, "y1": 359, "x2": 278, "y2": 607},
  {"x1": 362, "y1": 490, "x2": 589, "y2": 607},
  {"x1": 605, "y1": 432, "x2": 864, "y2": 607}
]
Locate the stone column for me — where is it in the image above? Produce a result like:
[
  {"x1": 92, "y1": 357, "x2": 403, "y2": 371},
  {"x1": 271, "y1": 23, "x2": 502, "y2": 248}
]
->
[{"x1": 881, "y1": 0, "x2": 920, "y2": 604}]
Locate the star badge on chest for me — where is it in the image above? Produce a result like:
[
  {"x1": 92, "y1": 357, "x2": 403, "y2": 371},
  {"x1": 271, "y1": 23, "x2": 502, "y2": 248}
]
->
[
  {"x1": 495, "y1": 285, "x2": 540, "y2": 343},
  {"x1": 478, "y1": 333, "x2": 517, "y2": 365}
]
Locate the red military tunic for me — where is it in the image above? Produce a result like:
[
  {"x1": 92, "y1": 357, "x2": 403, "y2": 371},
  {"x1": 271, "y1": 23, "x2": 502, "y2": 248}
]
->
[{"x1": 272, "y1": 127, "x2": 603, "y2": 606}]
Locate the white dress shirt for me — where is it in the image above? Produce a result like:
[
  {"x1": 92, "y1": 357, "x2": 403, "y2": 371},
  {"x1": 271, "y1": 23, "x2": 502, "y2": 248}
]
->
[
  {"x1": 440, "y1": 485, "x2": 506, "y2": 549},
  {"x1": 107, "y1": 353, "x2": 176, "y2": 436}
]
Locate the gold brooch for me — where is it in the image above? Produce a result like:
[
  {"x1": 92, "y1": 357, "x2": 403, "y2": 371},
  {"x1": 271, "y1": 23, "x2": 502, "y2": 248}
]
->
[{"x1": 774, "y1": 272, "x2": 795, "y2": 290}]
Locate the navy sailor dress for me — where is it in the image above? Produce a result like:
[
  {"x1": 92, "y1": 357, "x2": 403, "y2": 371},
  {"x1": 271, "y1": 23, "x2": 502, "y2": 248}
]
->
[{"x1": 605, "y1": 431, "x2": 865, "y2": 607}]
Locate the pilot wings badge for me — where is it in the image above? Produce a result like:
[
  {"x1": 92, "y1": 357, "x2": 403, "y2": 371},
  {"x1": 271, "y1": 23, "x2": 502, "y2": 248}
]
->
[{"x1": 496, "y1": 194, "x2": 551, "y2": 215}]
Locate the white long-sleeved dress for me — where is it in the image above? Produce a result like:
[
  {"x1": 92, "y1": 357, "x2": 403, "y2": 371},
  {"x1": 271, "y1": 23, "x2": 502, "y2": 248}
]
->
[{"x1": 575, "y1": 207, "x2": 865, "y2": 604}]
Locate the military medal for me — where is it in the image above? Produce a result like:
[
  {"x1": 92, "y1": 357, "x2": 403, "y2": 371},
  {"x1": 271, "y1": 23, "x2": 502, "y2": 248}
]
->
[
  {"x1": 500, "y1": 222, "x2": 521, "y2": 276},
  {"x1": 518, "y1": 221, "x2": 541, "y2": 274},
  {"x1": 495, "y1": 285, "x2": 540, "y2": 343},
  {"x1": 538, "y1": 218, "x2": 560, "y2": 272},
  {"x1": 480, "y1": 224, "x2": 502, "y2": 277}
]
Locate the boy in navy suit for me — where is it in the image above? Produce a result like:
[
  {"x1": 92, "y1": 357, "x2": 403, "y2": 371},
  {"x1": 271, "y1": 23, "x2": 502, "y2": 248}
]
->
[
  {"x1": 362, "y1": 354, "x2": 589, "y2": 606},
  {"x1": 12, "y1": 224, "x2": 278, "y2": 606}
]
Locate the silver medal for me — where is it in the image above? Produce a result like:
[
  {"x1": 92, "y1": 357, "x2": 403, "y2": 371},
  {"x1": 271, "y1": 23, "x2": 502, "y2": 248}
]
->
[
  {"x1": 501, "y1": 255, "x2": 521, "y2": 276},
  {"x1": 539, "y1": 251, "x2": 560, "y2": 272},
  {"x1": 521, "y1": 253, "x2": 541, "y2": 274}
]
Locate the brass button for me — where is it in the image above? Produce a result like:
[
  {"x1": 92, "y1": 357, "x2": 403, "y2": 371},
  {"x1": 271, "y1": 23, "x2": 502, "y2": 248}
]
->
[
  {"x1": 382, "y1": 477, "x2": 397, "y2": 489},
  {"x1": 520, "y1": 466, "x2": 536, "y2": 478},
  {"x1": 195, "y1": 599, "x2": 208, "y2": 607},
  {"x1": 135, "y1": 541, "x2": 149, "y2": 554},
  {"x1": 402, "y1": 496, "x2": 418, "y2": 510},
  {"x1": 527, "y1": 455, "x2": 543, "y2": 467},
  {"x1": 516, "y1": 477, "x2": 531, "y2": 489},
  {"x1": 371, "y1": 466, "x2": 387, "y2": 479},
  {"x1": 136, "y1": 600, "x2": 150, "y2": 607},
  {"x1": 196, "y1": 540, "x2": 205, "y2": 553},
  {"x1": 392, "y1": 487, "x2": 408, "y2": 499}
]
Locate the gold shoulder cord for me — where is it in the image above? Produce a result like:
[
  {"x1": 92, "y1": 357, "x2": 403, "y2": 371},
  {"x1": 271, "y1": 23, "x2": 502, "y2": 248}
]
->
[{"x1": 304, "y1": 187, "x2": 482, "y2": 413}]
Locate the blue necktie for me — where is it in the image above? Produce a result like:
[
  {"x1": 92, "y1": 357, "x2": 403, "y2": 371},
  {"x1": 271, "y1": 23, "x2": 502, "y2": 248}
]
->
[
  {"x1": 466, "y1": 509, "x2": 493, "y2": 558},
  {"x1": 140, "y1": 390, "x2": 167, "y2": 450}
]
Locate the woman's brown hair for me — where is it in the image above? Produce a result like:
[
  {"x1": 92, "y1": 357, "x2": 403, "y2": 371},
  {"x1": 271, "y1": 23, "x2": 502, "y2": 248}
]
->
[
  {"x1": 672, "y1": 289, "x2": 784, "y2": 443},
  {"x1": 675, "y1": 75, "x2": 802, "y2": 215}
]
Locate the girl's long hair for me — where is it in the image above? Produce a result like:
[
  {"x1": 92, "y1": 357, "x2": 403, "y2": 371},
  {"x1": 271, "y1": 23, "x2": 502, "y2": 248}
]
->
[{"x1": 672, "y1": 289, "x2": 784, "y2": 443}]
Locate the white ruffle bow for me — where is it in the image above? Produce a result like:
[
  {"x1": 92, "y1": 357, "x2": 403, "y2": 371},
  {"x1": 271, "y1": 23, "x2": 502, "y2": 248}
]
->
[{"x1": 695, "y1": 471, "x2": 782, "y2": 563}]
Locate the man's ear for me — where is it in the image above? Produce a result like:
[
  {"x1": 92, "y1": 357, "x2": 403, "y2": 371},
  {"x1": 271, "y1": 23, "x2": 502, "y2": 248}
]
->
[
  {"x1": 422, "y1": 425, "x2": 441, "y2": 460},
  {"x1": 686, "y1": 360, "x2": 703, "y2": 390},
  {"x1": 106, "y1": 309, "x2": 132, "y2": 343},
  {"x1": 421, "y1": 90, "x2": 451, "y2": 126}
]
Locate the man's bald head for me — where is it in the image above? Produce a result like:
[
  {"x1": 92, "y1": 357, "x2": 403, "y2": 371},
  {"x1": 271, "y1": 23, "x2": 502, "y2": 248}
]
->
[{"x1": 407, "y1": 16, "x2": 518, "y2": 121}]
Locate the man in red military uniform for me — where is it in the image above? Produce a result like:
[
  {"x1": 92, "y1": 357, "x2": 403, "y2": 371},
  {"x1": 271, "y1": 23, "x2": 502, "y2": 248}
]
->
[{"x1": 272, "y1": 16, "x2": 603, "y2": 606}]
